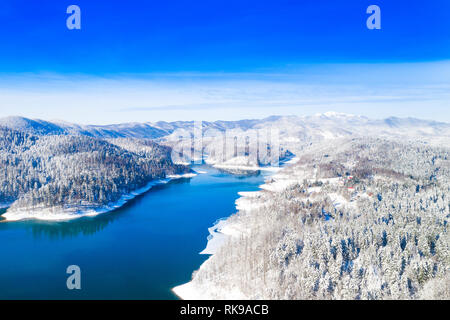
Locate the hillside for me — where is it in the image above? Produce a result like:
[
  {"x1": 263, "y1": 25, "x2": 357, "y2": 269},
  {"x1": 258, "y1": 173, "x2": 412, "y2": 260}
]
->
[
  {"x1": 175, "y1": 138, "x2": 450, "y2": 300},
  {"x1": 1, "y1": 112, "x2": 449, "y2": 220},
  {"x1": 0, "y1": 127, "x2": 189, "y2": 220}
]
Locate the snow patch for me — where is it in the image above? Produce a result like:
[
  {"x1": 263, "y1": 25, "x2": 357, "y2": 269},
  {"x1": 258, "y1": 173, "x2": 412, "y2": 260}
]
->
[
  {"x1": 328, "y1": 193, "x2": 348, "y2": 208},
  {"x1": 199, "y1": 219, "x2": 229, "y2": 255},
  {"x1": 172, "y1": 278, "x2": 246, "y2": 300},
  {"x1": 167, "y1": 173, "x2": 197, "y2": 179}
]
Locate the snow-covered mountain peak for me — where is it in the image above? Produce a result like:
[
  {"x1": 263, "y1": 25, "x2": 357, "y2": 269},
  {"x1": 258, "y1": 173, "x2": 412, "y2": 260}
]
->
[{"x1": 311, "y1": 111, "x2": 366, "y2": 120}]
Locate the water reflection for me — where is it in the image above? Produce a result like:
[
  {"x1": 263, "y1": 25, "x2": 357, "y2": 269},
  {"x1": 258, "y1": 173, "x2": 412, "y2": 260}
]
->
[{"x1": 28, "y1": 211, "x2": 120, "y2": 239}]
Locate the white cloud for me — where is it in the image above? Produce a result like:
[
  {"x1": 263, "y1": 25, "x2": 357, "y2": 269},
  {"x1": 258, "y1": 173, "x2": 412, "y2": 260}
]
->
[{"x1": 0, "y1": 61, "x2": 449, "y2": 124}]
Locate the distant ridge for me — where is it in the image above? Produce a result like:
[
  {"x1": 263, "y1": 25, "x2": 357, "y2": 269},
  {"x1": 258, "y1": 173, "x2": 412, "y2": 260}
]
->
[
  {"x1": 0, "y1": 116, "x2": 168, "y2": 139},
  {"x1": 0, "y1": 113, "x2": 449, "y2": 142}
]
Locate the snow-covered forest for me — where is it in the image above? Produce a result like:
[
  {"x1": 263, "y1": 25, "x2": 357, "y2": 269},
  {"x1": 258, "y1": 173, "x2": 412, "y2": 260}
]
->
[
  {"x1": 182, "y1": 138, "x2": 449, "y2": 300},
  {"x1": 1, "y1": 114, "x2": 449, "y2": 299},
  {"x1": 0, "y1": 127, "x2": 188, "y2": 217}
]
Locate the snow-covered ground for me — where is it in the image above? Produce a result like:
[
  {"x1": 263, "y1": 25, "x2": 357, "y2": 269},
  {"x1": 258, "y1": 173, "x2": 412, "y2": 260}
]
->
[
  {"x1": 172, "y1": 282, "x2": 206, "y2": 300},
  {"x1": 167, "y1": 173, "x2": 198, "y2": 179},
  {"x1": 199, "y1": 219, "x2": 229, "y2": 255},
  {"x1": 172, "y1": 272, "x2": 247, "y2": 300},
  {"x1": 209, "y1": 155, "x2": 283, "y2": 172},
  {"x1": 328, "y1": 192, "x2": 350, "y2": 209},
  {"x1": 261, "y1": 179, "x2": 299, "y2": 192},
  {"x1": 235, "y1": 194, "x2": 264, "y2": 212}
]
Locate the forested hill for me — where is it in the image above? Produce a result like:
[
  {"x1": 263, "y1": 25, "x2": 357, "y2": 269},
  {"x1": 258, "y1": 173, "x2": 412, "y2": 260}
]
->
[
  {"x1": 183, "y1": 138, "x2": 450, "y2": 300},
  {"x1": 0, "y1": 126, "x2": 189, "y2": 218}
]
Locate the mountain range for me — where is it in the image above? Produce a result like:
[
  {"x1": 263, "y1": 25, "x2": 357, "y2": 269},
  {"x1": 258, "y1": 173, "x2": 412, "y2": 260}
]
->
[{"x1": 1, "y1": 112, "x2": 448, "y2": 148}]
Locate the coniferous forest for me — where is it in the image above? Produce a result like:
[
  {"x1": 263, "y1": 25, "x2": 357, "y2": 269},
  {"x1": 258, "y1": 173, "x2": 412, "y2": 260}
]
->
[{"x1": 0, "y1": 126, "x2": 188, "y2": 214}]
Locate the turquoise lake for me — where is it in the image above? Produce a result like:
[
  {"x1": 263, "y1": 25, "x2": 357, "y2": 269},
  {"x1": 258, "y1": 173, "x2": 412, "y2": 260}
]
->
[{"x1": 0, "y1": 166, "x2": 266, "y2": 299}]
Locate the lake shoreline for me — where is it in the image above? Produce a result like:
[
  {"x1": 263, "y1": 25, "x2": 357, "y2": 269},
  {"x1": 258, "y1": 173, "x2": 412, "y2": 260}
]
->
[
  {"x1": 1, "y1": 173, "x2": 198, "y2": 222},
  {"x1": 0, "y1": 164, "x2": 272, "y2": 299},
  {"x1": 172, "y1": 158, "x2": 299, "y2": 300}
]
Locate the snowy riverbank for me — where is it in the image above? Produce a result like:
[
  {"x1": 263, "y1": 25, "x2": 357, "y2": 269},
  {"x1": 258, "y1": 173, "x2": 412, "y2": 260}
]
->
[
  {"x1": 1, "y1": 172, "x2": 198, "y2": 222},
  {"x1": 172, "y1": 158, "x2": 299, "y2": 300},
  {"x1": 172, "y1": 215, "x2": 251, "y2": 299}
]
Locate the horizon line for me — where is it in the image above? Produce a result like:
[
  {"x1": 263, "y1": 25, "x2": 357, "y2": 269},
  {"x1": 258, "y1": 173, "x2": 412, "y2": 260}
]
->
[{"x1": 1, "y1": 112, "x2": 449, "y2": 127}]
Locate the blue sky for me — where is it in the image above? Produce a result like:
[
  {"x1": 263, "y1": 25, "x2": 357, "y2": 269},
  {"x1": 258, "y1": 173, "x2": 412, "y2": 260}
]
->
[{"x1": 0, "y1": 0, "x2": 449, "y2": 123}]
